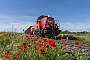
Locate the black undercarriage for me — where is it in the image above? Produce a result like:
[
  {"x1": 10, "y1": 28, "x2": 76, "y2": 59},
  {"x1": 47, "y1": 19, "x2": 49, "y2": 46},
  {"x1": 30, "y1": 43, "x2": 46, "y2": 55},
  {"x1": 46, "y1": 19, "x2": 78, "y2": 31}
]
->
[{"x1": 31, "y1": 28, "x2": 61, "y2": 38}]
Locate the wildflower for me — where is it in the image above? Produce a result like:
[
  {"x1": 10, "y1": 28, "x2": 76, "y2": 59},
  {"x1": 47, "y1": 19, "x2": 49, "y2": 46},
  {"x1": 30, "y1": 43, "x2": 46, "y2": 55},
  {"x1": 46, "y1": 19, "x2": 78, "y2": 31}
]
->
[
  {"x1": 36, "y1": 36, "x2": 39, "y2": 40},
  {"x1": 74, "y1": 41, "x2": 79, "y2": 45},
  {"x1": 33, "y1": 46, "x2": 37, "y2": 50},
  {"x1": 23, "y1": 42, "x2": 27, "y2": 49},
  {"x1": 44, "y1": 35, "x2": 48, "y2": 38},
  {"x1": 38, "y1": 43, "x2": 43, "y2": 48},
  {"x1": 40, "y1": 49, "x2": 46, "y2": 54},
  {"x1": 31, "y1": 35, "x2": 34, "y2": 37},
  {"x1": 42, "y1": 38, "x2": 47, "y2": 42},
  {"x1": 38, "y1": 40, "x2": 41, "y2": 43},
  {"x1": 4, "y1": 50, "x2": 9, "y2": 55},
  {"x1": 27, "y1": 44, "x2": 31, "y2": 48},
  {"x1": 17, "y1": 46, "x2": 22, "y2": 49},
  {"x1": 16, "y1": 51, "x2": 21, "y2": 56},
  {"x1": 25, "y1": 35, "x2": 29, "y2": 38},
  {"x1": 23, "y1": 42, "x2": 26, "y2": 46},
  {"x1": 4, "y1": 55, "x2": 9, "y2": 59},
  {"x1": 48, "y1": 39, "x2": 53, "y2": 44},
  {"x1": 62, "y1": 46, "x2": 66, "y2": 49},
  {"x1": 28, "y1": 37, "x2": 32, "y2": 39},
  {"x1": 33, "y1": 42, "x2": 36, "y2": 44},
  {"x1": 48, "y1": 40, "x2": 56, "y2": 47},
  {"x1": 23, "y1": 45, "x2": 27, "y2": 49},
  {"x1": 44, "y1": 44, "x2": 49, "y2": 48},
  {"x1": 13, "y1": 56, "x2": 18, "y2": 60}
]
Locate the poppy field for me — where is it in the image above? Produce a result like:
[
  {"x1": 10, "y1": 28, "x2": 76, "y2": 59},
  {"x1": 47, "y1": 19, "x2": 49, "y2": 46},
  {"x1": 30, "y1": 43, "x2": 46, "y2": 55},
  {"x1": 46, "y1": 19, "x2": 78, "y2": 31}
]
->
[{"x1": 0, "y1": 32, "x2": 90, "y2": 60}]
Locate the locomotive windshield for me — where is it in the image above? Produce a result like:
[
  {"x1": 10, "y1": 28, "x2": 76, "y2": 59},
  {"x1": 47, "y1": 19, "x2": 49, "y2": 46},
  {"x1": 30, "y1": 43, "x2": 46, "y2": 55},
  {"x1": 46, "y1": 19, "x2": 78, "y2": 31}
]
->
[
  {"x1": 46, "y1": 19, "x2": 54, "y2": 28},
  {"x1": 47, "y1": 20, "x2": 53, "y2": 23}
]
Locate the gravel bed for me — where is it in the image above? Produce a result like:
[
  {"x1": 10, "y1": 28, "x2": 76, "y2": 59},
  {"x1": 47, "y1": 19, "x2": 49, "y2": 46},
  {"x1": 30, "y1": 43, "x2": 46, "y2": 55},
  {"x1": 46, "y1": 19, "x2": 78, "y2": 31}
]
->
[{"x1": 54, "y1": 39, "x2": 90, "y2": 58}]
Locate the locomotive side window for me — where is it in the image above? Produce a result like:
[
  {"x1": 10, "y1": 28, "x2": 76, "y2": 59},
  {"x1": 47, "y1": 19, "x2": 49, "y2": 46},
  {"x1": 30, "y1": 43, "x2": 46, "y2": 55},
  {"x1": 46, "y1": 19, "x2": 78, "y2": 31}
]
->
[{"x1": 37, "y1": 18, "x2": 42, "y2": 21}]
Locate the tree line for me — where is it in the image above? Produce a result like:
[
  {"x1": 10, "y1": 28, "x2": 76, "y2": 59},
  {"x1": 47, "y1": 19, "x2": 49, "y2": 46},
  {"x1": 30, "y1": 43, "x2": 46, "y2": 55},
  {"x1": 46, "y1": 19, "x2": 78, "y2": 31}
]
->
[{"x1": 60, "y1": 30, "x2": 90, "y2": 34}]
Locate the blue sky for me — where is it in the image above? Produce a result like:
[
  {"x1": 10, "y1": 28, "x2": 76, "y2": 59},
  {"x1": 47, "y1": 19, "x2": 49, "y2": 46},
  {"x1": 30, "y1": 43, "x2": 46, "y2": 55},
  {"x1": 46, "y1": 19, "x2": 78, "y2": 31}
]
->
[{"x1": 0, "y1": 0, "x2": 90, "y2": 32}]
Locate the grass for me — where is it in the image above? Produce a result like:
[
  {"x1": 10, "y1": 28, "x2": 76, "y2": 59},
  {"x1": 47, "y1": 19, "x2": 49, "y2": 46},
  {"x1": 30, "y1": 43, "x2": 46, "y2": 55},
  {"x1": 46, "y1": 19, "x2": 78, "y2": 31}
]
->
[
  {"x1": 58, "y1": 34, "x2": 90, "y2": 42},
  {"x1": 76, "y1": 35, "x2": 90, "y2": 42},
  {"x1": 0, "y1": 32, "x2": 90, "y2": 60}
]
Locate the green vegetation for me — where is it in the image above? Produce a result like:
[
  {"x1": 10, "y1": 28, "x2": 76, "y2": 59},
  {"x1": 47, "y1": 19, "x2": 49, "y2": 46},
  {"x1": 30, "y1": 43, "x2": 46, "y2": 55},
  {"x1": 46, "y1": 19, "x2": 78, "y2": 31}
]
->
[
  {"x1": 58, "y1": 30, "x2": 90, "y2": 42},
  {"x1": 0, "y1": 32, "x2": 90, "y2": 60}
]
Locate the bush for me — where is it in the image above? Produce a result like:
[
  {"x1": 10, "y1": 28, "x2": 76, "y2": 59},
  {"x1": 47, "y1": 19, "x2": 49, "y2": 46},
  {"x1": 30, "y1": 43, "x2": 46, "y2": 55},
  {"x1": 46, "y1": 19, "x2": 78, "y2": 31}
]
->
[{"x1": 58, "y1": 34, "x2": 77, "y2": 40}]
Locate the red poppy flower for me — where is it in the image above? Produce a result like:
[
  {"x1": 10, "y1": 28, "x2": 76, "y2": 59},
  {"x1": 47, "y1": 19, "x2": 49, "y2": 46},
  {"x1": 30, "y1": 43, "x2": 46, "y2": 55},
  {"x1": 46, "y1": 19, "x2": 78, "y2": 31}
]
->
[
  {"x1": 44, "y1": 44, "x2": 49, "y2": 48},
  {"x1": 48, "y1": 39, "x2": 53, "y2": 44},
  {"x1": 27, "y1": 44, "x2": 31, "y2": 48},
  {"x1": 22, "y1": 42, "x2": 27, "y2": 49},
  {"x1": 38, "y1": 43, "x2": 43, "y2": 48},
  {"x1": 31, "y1": 35, "x2": 34, "y2": 37},
  {"x1": 38, "y1": 40, "x2": 41, "y2": 43},
  {"x1": 25, "y1": 35, "x2": 29, "y2": 38},
  {"x1": 62, "y1": 46, "x2": 66, "y2": 49},
  {"x1": 17, "y1": 46, "x2": 22, "y2": 49},
  {"x1": 23, "y1": 42, "x2": 26, "y2": 46},
  {"x1": 36, "y1": 36, "x2": 39, "y2": 40},
  {"x1": 28, "y1": 37, "x2": 32, "y2": 39},
  {"x1": 33, "y1": 42, "x2": 36, "y2": 44},
  {"x1": 13, "y1": 56, "x2": 18, "y2": 60},
  {"x1": 51, "y1": 42, "x2": 56, "y2": 47},
  {"x1": 48, "y1": 40, "x2": 56, "y2": 47},
  {"x1": 44, "y1": 35, "x2": 48, "y2": 38},
  {"x1": 4, "y1": 55, "x2": 9, "y2": 59},
  {"x1": 23, "y1": 45, "x2": 27, "y2": 49},
  {"x1": 29, "y1": 35, "x2": 31, "y2": 37},
  {"x1": 4, "y1": 50, "x2": 9, "y2": 55},
  {"x1": 16, "y1": 51, "x2": 21, "y2": 56},
  {"x1": 40, "y1": 49, "x2": 46, "y2": 54},
  {"x1": 42, "y1": 38, "x2": 47, "y2": 42},
  {"x1": 33, "y1": 46, "x2": 37, "y2": 50},
  {"x1": 74, "y1": 41, "x2": 79, "y2": 45}
]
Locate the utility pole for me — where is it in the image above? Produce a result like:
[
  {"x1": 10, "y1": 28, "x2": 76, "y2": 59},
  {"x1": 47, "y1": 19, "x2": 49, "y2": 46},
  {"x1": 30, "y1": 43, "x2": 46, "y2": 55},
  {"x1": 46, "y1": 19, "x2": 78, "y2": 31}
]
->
[
  {"x1": 12, "y1": 25, "x2": 13, "y2": 32},
  {"x1": 12, "y1": 25, "x2": 14, "y2": 37},
  {"x1": 87, "y1": 28, "x2": 89, "y2": 34}
]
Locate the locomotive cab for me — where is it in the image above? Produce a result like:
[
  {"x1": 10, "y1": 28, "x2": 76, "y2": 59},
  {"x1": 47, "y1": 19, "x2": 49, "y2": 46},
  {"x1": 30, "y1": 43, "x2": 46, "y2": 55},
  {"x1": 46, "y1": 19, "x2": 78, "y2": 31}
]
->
[{"x1": 41, "y1": 16, "x2": 61, "y2": 38}]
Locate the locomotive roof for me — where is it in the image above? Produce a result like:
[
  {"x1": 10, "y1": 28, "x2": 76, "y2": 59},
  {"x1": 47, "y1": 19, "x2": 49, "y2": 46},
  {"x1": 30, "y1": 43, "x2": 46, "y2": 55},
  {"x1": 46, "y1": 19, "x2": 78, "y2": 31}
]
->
[{"x1": 37, "y1": 15, "x2": 54, "y2": 21}]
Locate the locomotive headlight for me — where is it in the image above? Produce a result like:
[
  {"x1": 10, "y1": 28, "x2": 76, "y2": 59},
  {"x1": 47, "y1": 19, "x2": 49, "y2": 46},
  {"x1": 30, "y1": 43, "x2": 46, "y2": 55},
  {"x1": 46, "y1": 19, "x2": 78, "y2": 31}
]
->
[{"x1": 50, "y1": 24, "x2": 53, "y2": 26}]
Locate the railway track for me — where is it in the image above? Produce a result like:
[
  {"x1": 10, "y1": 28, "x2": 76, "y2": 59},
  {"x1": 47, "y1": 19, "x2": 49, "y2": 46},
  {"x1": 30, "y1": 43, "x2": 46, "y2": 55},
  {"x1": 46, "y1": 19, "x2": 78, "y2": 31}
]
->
[
  {"x1": 53, "y1": 39, "x2": 90, "y2": 56},
  {"x1": 54, "y1": 39, "x2": 90, "y2": 50}
]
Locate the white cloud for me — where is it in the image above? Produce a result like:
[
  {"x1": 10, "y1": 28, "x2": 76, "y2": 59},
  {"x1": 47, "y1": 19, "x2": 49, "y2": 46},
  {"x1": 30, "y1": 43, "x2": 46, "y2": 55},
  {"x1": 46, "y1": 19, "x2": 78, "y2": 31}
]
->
[
  {"x1": 0, "y1": 23, "x2": 33, "y2": 32},
  {"x1": 0, "y1": 15, "x2": 36, "y2": 32},
  {"x1": 60, "y1": 22, "x2": 90, "y2": 32},
  {"x1": 0, "y1": 15, "x2": 12, "y2": 19},
  {"x1": 0, "y1": 14, "x2": 90, "y2": 32}
]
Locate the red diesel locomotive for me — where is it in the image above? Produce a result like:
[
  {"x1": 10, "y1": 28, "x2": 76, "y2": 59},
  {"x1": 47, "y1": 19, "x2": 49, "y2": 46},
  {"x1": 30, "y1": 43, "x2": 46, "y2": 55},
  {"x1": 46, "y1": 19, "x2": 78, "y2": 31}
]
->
[{"x1": 25, "y1": 15, "x2": 61, "y2": 38}]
